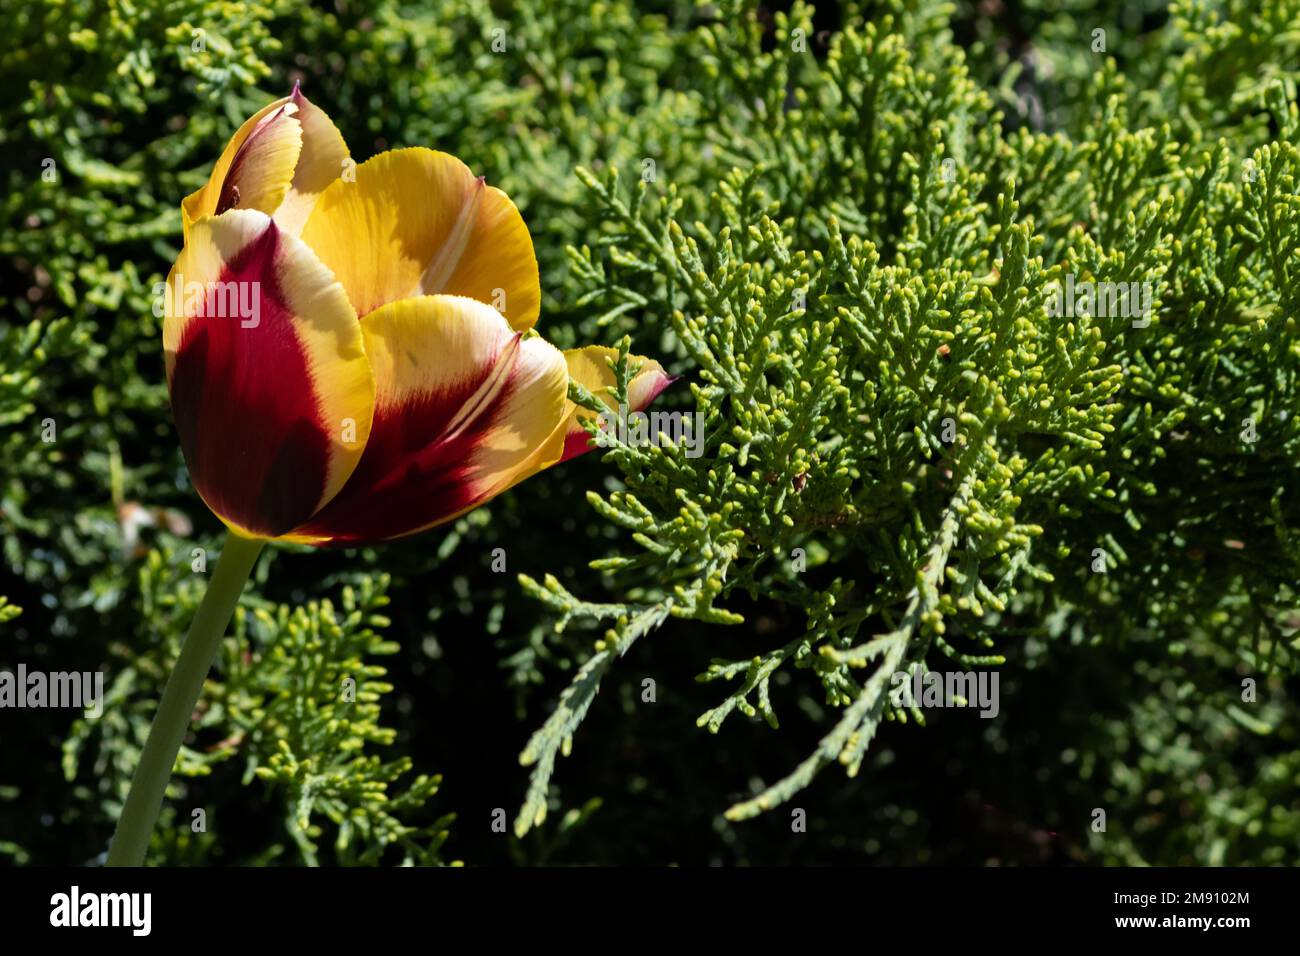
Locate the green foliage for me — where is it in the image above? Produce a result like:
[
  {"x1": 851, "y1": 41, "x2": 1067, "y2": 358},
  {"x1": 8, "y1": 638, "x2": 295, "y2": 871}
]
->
[
  {"x1": 2, "y1": 0, "x2": 1298, "y2": 865},
  {"x1": 508, "y1": 0, "x2": 1300, "y2": 855},
  {"x1": 62, "y1": 551, "x2": 453, "y2": 864}
]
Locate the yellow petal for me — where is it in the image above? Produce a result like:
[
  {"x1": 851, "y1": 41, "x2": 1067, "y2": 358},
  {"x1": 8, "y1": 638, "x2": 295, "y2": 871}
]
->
[
  {"x1": 164, "y1": 209, "x2": 374, "y2": 538},
  {"x1": 273, "y1": 85, "x2": 351, "y2": 236},
  {"x1": 181, "y1": 86, "x2": 351, "y2": 241},
  {"x1": 299, "y1": 148, "x2": 541, "y2": 328},
  {"x1": 290, "y1": 295, "x2": 566, "y2": 544},
  {"x1": 552, "y1": 345, "x2": 675, "y2": 461},
  {"x1": 487, "y1": 344, "x2": 675, "y2": 496},
  {"x1": 181, "y1": 98, "x2": 300, "y2": 241}
]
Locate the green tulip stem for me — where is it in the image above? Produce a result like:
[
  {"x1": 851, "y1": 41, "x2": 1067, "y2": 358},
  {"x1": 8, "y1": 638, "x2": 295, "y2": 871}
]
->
[{"x1": 105, "y1": 531, "x2": 265, "y2": 867}]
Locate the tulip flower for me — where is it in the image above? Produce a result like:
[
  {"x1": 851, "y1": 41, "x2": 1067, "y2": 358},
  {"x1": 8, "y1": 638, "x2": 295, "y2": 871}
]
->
[{"x1": 107, "y1": 87, "x2": 671, "y2": 866}]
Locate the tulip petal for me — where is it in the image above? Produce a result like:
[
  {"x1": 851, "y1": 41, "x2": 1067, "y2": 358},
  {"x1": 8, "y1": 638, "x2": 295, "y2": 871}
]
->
[
  {"x1": 299, "y1": 148, "x2": 541, "y2": 328},
  {"x1": 181, "y1": 86, "x2": 350, "y2": 240},
  {"x1": 291, "y1": 295, "x2": 567, "y2": 545},
  {"x1": 181, "y1": 98, "x2": 300, "y2": 240},
  {"x1": 164, "y1": 209, "x2": 374, "y2": 538},
  {"x1": 555, "y1": 345, "x2": 675, "y2": 461},
  {"x1": 273, "y1": 86, "x2": 352, "y2": 236},
  {"x1": 468, "y1": 345, "x2": 677, "y2": 503}
]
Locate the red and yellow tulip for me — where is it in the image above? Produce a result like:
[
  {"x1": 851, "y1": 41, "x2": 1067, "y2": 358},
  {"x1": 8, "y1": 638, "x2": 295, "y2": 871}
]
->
[
  {"x1": 110, "y1": 85, "x2": 676, "y2": 869},
  {"x1": 164, "y1": 85, "x2": 671, "y2": 545}
]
